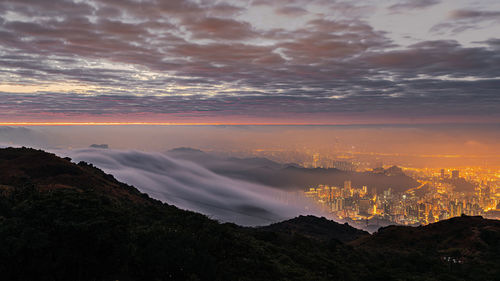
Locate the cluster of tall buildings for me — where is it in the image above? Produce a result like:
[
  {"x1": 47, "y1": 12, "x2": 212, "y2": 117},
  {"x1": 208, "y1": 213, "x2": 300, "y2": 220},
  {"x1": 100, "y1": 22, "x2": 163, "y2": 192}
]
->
[
  {"x1": 441, "y1": 169, "x2": 460, "y2": 179},
  {"x1": 304, "y1": 154, "x2": 357, "y2": 171},
  {"x1": 305, "y1": 180, "x2": 373, "y2": 219},
  {"x1": 304, "y1": 168, "x2": 500, "y2": 225}
]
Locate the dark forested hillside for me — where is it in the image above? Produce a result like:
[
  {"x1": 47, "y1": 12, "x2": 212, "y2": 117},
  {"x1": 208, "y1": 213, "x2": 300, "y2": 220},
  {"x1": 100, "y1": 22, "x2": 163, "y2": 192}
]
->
[{"x1": 0, "y1": 147, "x2": 498, "y2": 281}]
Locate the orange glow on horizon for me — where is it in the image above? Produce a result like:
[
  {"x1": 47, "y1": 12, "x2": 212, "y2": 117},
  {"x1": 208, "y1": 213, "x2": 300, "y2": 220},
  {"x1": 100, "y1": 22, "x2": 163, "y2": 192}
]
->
[
  {"x1": 0, "y1": 122, "x2": 351, "y2": 126},
  {"x1": 1, "y1": 120, "x2": 497, "y2": 126}
]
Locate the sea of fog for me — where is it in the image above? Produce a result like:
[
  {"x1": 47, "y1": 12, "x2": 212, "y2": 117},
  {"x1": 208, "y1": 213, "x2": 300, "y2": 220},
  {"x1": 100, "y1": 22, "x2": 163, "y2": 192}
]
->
[{"x1": 55, "y1": 148, "x2": 320, "y2": 226}]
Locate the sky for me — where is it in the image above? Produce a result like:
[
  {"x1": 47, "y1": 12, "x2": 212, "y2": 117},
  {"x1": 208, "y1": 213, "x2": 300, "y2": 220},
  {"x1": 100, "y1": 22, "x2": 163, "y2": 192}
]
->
[{"x1": 0, "y1": 0, "x2": 499, "y2": 124}]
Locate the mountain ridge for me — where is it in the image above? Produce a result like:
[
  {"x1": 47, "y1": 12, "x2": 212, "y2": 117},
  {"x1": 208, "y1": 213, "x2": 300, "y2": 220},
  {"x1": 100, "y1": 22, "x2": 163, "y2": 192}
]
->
[{"x1": 257, "y1": 215, "x2": 370, "y2": 243}]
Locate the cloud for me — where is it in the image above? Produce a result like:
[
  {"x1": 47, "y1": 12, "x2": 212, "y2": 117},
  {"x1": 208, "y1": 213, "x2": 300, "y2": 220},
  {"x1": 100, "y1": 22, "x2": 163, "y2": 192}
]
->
[
  {"x1": 0, "y1": 0, "x2": 498, "y2": 123},
  {"x1": 0, "y1": 126, "x2": 52, "y2": 147},
  {"x1": 274, "y1": 6, "x2": 308, "y2": 16},
  {"x1": 57, "y1": 148, "x2": 317, "y2": 226},
  {"x1": 389, "y1": 0, "x2": 440, "y2": 12},
  {"x1": 1, "y1": 73, "x2": 499, "y2": 123},
  {"x1": 89, "y1": 144, "x2": 109, "y2": 149},
  {"x1": 449, "y1": 9, "x2": 500, "y2": 20},
  {"x1": 366, "y1": 40, "x2": 500, "y2": 80},
  {"x1": 431, "y1": 9, "x2": 500, "y2": 34},
  {"x1": 479, "y1": 38, "x2": 500, "y2": 50},
  {"x1": 181, "y1": 17, "x2": 258, "y2": 40}
]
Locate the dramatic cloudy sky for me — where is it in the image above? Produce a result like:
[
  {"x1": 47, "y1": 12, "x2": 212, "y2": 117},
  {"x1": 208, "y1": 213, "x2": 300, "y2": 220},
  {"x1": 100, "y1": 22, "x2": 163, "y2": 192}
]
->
[{"x1": 0, "y1": 0, "x2": 499, "y2": 124}]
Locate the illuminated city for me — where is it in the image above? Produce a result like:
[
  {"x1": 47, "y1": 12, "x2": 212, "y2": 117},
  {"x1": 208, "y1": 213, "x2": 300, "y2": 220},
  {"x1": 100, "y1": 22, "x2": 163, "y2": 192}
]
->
[{"x1": 304, "y1": 165, "x2": 500, "y2": 226}]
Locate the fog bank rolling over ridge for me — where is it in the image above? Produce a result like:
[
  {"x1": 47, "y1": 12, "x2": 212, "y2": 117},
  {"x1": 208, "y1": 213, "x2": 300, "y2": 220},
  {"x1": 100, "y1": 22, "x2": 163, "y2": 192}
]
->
[{"x1": 56, "y1": 148, "x2": 314, "y2": 226}]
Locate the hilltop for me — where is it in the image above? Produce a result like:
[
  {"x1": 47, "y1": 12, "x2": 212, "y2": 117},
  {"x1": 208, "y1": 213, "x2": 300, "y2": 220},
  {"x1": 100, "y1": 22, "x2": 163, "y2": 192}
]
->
[
  {"x1": 258, "y1": 215, "x2": 369, "y2": 243},
  {"x1": 0, "y1": 147, "x2": 148, "y2": 203},
  {"x1": 354, "y1": 215, "x2": 500, "y2": 259}
]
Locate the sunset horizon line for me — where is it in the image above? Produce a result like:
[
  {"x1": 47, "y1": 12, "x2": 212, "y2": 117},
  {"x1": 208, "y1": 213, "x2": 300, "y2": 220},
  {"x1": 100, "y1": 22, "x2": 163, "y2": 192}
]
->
[{"x1": 1, "y1": 122, "x2": 498, "y2": 127}]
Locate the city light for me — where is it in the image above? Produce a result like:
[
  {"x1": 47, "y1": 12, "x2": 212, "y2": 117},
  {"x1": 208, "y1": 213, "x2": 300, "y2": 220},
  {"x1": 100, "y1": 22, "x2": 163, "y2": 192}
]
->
[{"x1": 304, "y1": 166, "x2": 500, "y2": 225}]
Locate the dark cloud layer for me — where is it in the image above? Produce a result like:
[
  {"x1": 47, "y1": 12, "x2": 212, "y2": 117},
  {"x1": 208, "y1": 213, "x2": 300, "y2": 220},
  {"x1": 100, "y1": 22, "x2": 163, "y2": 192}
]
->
[
  {"x1": 431, "y1": 8, "x2": 500, "y2": 34},
  {"x1": 0, "y1": 0, "x2": 498, "y2": 123},
  {"x1": 389, "y1": 0, "x2": 441, "y2": 12}
]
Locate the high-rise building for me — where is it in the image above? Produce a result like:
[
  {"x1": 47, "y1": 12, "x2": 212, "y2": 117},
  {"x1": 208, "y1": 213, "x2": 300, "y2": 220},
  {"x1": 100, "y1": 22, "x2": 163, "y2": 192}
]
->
[
  {"x1": 452, "y1": 170, "x2": 459, "y2": 179},
  {"x1": 334, "y1": 161, "x2": 355, "y2": 172},
  {"x1": 428, "y1": 209, "x2": 435, "y2": 223},
  {"x1": 440, "y1": 169, "x2": 445, "y2": 178},
  {"x1": 449, "y1": 201, "x2": 463, "y2": 217},
  {"x1": 359, "y1": 198, "x2": 372, "y2": 215},
  {"x1": 312, "y1": 153, "x2": 320, "y2": 168},
  {"x1": 331, "y1": 198, "x2": 344, "y2": 212},
  {"x1": 344, "y1": 180, "x2": 351, "y2": 190}
]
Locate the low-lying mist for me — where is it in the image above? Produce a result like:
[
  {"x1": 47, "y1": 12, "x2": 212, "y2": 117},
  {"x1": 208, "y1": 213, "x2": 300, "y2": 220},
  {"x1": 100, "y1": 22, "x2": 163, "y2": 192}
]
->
[
  {"x1": 56, "y1": 148, "x2": 318, "y2": 226},
  {"x1": 2, "y1": 125, "x2": 499, "y2": 168}
]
